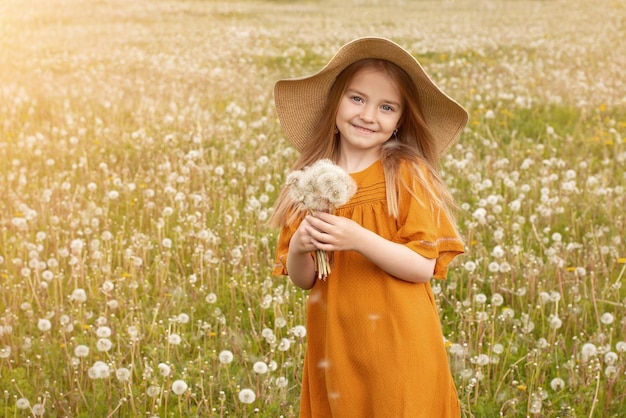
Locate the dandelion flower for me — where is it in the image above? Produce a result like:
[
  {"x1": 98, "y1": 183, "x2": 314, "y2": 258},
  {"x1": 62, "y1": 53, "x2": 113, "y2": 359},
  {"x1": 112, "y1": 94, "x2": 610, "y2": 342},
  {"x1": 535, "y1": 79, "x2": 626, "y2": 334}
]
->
[
  {"x1": 600, "y1": 312, "x2": 614, "y2": 325},
  {"x1": 464, "y1": 261, "x2": 477, "y2": 272},
  {"x1": 37, "y1": 318, "x2": 52, "y2": 332},
  {"x1": 491, "y1": 293, "x2": 504, "y2": 306},
  {"x1": 238, "y1": 388, "x2": 256, "y2": 404},
  {"x1": 206, "y1": 293, "x2": 217, "y2": 304},
  {"x1": 604, "y1": 351, "x2": 618, "y2": 365},
  {"x1": 171, "y1": 379, "x2": 188, "y2": 395},
  {"x1": 116, "y1": 367, "x2": 131, "y2": 382},
  {"x1": 550, "y1": 377, "x2": 565, "y2": 391},
  {"x1": 32, "y1": 403, "x2": 44, "y2": 416},
  {"x1": 474, "y1": 294, "x2": 487, "y2": 304},
  {"x1": 275, "y1": 376, "x2": 288, "y2": 388},
  {"x1": 253, "y1": 361, "x2": 268, "y2": 374},
  {"x1": 0, "y1": 346, "x2": 11, "y2": 358},
  {"x1": 96, "y1": 338, "x2": 113, "y2": 352},
  {"x1": 96, "y1": 326, "x2": 112, "y2": 338},
  {"x1": 147, "y1": 385, "x2": 161, "y2": 398},
  {"x1": 293, "y1": 325, "x2": 307, "y2": 338},
  {"x1": 549, "y1": 316, "x2": 562, "y2": 330},
  {"x1": 616, "y1": 341, "x2": 626, "y2": 353},
  {"x1": 89, "y1": 361, "x2": 111, "y2": 379},
  {"x1": 158, "y1": 362, "x2": 171, "y2": 377},
  {"x1": 218, "y1": 350, "x2": 234, "y2": 364},
  {"x1": 581, "y1": 343, "x2": 598, "y2": 362},
  {"x1": 74, "y1": 344, "x2": 90, "y2": 358},
  {"x1": 278, "y1": 338, "x2": 291, "y2": 352},
  {"x1": 168, "y1": 333, "x2": 182, "y2": 345},
  {"x1": 70, "y1": 288, "x2": 87, "y2": 303},
  {"x1": 15, "y1": 398, "x2": 30, "y2": 410},
  {"x1": 605, "y1": 365, "x2": 618, "y2": 379}
]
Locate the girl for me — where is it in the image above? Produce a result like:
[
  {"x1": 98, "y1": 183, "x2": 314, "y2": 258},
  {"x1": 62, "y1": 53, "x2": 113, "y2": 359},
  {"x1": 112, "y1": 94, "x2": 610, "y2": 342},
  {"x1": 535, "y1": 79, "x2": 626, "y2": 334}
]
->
[{"x1": 270, "y1": 37, "x2": 468, "y2": 417}]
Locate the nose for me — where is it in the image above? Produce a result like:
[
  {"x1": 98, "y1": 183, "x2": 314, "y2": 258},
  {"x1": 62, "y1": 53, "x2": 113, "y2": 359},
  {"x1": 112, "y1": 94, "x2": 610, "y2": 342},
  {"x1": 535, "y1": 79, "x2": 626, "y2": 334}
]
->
[{"x1": 359, "y1": 105, "x2": 376, "y2": 122}]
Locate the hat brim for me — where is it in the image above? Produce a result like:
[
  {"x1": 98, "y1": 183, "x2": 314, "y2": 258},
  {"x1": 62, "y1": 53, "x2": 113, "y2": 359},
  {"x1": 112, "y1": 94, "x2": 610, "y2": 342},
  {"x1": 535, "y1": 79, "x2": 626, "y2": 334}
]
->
[{"x1": 274, "y1": 37, "x2": 468, "y2": 156}]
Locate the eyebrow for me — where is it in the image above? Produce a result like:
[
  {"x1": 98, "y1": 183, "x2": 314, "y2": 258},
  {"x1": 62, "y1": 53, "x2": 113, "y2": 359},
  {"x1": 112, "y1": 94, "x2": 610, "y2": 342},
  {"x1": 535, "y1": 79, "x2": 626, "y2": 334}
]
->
[{"x1": 346, "y1": 88, "x2": 402, "y2": 108}]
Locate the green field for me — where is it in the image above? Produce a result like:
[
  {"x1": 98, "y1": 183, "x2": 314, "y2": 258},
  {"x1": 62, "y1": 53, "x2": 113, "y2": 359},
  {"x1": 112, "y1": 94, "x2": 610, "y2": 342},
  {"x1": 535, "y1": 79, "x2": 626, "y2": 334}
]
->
[{"x1": 1, "y1": 0, "x2": 625, "y2": 416}]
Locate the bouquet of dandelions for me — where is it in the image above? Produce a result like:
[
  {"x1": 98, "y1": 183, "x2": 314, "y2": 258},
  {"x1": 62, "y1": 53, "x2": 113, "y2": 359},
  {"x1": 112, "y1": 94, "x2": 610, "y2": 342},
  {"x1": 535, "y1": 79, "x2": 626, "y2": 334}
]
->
[{"x1": 286, "y1": 159, "x2": 357, "y2": 280}]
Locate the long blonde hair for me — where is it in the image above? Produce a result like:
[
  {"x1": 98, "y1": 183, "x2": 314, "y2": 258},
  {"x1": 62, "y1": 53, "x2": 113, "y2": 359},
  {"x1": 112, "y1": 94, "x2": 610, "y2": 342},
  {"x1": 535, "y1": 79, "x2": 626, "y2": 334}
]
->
[{"x1": 269, "y1": 59, "x2": 457, "y2": 229}]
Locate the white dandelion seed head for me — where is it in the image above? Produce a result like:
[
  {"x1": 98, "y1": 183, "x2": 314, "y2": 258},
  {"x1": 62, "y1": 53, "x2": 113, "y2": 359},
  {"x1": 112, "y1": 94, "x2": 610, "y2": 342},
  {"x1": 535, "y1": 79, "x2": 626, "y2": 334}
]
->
[
  {"x1": 89, "y1": 361, "x2": 111, "y2": 379},
  {"x1": 615, "y1": 341, "x2": 626, "y2": 353},
  {"x1": 0, "y1": 346, "x2": 11, "y2": 358},
  {"x1": 168, "y1": 333, "x2": 182, "y2": 345},
  {"x1": 101, "y1": 280, "x2": 114, "y2": 292},
  {"x1": 253, "y1": 361, "x2": 268, "y2": 375},
  {"x1": 116, "y1": 367, "x2": 131, "y2": 382},
  {"x1": 32, "y1": 403, "x2": 44, "y2": 416},
  {"x1": 171, "y1": 379, "x2": 188, "y2": 395},
  {"x1": 550, "y1": 377, "x2": 565, "y2": 391},
  {"x1": 292, "y1": 325, "x2": 307, "y2": 338},
  {"x1": 549, "y1": 315, "x2": 562, "y2": 330},
  {"x1": 15, "y1": 398, "x2": 30, "y2": 410},
  {"x1": 278, "y1": 338, "x2": 291, "y2": 352},
  {"x1": 464, "y1": 260, "x2": 477, "y2": 272},
  {"x1": 70, "y1": 288, "x2": 87, "y2": 303},
  {"x1": 206, "y1": 292, "x2": 217, "y2": 304},
  {"x1": 146, "y1": 385, "x2": 161, "y2": 398},
  {"x1": 238, "y1": 388, "x2": 256, "y2": 404},
  {"x1": 158, "y1": 362, "x2": 171, "y2": 377},
  {"x1": 604, "y1": 351, "x2": 618, "y2": 365},
  {"x1": 96, "y1": 326, "x2": 112, "y2": 338},
  {"x1": 600, "y1": 312, "x2": 614, "y2": 325},
  {"x1": 605, "y1": 365, "x2": 618, "y2": 379},
  {"x1": 491, "y1": 245, "x2": 505, "y2": 258},
  {"x1": 127, "y1": 325, "x2": 140, "y2": 339},
  {"x1": 219, "y1": 350, "x2": 234, "y2": 364},
  {"x1": 74, "y1": 344, "x2": 90, "y2": 358},
  {"x1": 474, "y1": 293, "x2": 487, "y2": 304},
  {"x1": 37, "y1": 318, "x2": 52, "y2": 332},
  {"x1": 449, "y1": 343, "x2": 466, "y2": 357},
  {"x1": 491, "y1": 293, "x2": 504, "y2": 306},
  {"x1": 96, "y1": 338, "x2": 113, "y2": 352},
  {"x1": 275, "y1": 376, "x2": 288, "y2": 388},
  {"x1": 581, "y1": 343, "x2": 598, "y2": 361}
]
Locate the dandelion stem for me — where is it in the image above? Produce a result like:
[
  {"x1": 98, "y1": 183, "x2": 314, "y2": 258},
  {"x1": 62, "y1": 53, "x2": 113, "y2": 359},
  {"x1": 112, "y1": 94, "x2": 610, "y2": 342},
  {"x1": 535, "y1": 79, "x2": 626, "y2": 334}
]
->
[{"x1": 588, "y1": 371, "x2": 601, "y2": 418}]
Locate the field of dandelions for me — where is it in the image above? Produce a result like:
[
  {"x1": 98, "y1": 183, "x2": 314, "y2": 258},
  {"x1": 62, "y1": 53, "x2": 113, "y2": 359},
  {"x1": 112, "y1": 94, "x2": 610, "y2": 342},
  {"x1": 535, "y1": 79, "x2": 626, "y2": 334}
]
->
[{"x1": 0, "y1": 0, "x2": 625, "y2": 416}]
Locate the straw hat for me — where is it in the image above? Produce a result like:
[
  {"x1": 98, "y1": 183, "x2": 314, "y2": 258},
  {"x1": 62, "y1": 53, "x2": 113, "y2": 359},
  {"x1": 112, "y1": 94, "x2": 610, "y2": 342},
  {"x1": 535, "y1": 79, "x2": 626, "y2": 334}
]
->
[{"x1": 274, "y1": 37, "x2": 468, "y2": 156}]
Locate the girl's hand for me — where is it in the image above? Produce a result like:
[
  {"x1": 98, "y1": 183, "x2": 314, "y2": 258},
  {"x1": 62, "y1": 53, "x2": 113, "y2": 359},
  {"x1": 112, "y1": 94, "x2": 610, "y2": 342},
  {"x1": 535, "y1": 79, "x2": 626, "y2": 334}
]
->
[
  {"x1": 305, "y1": 211, "x2": 363, "y2": 252},
  {"x1": 289, "y1": 216, "x2": 321, "y2": 255}
]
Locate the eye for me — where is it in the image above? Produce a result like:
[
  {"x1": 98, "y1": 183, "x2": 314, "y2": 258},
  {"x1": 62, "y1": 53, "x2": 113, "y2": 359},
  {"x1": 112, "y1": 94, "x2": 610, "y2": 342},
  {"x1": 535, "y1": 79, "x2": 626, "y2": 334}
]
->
[
  {"x1": 381, "y1": 104, "x2": 394, "y2": 112},
  {"x1": 350, "y1": 95, "x2": 364, "y2": 103}
]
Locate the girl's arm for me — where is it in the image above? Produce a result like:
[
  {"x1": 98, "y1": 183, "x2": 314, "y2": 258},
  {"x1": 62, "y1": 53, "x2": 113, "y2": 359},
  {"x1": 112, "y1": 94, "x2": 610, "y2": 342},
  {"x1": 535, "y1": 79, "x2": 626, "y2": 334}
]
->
[
  {"x1": 285, "y1": 218, "x2": 318, "y2": 289},
  {"x1": 307, "y1": 212, "x2": 436, "y2": 283}
]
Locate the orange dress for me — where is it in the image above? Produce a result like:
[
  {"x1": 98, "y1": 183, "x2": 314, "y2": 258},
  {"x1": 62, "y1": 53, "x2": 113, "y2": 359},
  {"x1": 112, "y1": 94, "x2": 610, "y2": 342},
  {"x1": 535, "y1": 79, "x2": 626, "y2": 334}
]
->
[{"x1": 273, "y1": 160, "x2": 464, "y2": 418}]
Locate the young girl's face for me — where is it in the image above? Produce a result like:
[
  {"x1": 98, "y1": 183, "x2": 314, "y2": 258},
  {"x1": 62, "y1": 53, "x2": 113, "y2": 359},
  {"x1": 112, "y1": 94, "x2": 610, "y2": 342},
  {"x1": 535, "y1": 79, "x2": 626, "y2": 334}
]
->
[{"x1": 335, "y1": 66, "x2": 403, "y2": 160}]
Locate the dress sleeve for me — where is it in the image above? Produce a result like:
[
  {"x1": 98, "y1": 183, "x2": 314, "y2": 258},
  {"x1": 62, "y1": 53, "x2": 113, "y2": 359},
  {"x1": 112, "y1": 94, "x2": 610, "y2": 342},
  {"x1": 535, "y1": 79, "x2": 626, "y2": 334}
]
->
[
  {"x1": 392, "y1": 162, "x2": 465, "y2": 279},
  {"x1": 272, "y1": 221, "x2": 299, "y2": 276}
]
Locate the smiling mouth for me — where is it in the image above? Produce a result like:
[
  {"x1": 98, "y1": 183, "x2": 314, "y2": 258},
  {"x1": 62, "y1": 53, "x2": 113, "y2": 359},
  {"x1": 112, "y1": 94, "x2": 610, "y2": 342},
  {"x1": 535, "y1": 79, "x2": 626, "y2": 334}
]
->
[{"x1": 353, "y1": 125, "x2": 375, "y2": 134}]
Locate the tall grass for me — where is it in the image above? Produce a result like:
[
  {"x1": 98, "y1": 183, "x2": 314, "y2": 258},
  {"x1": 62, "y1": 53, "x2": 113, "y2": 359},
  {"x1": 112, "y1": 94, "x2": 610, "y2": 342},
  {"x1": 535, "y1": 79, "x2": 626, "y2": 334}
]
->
[{"x1": 0, "y1": 0, "x2": 624, "y2": 416}]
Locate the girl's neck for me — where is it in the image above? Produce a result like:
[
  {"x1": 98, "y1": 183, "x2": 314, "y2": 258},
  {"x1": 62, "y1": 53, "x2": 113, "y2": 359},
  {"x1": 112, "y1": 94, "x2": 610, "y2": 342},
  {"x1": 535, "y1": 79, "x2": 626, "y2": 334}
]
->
[{"x1": 337, "y1": 149, "x2": 381, "y2": 173}]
